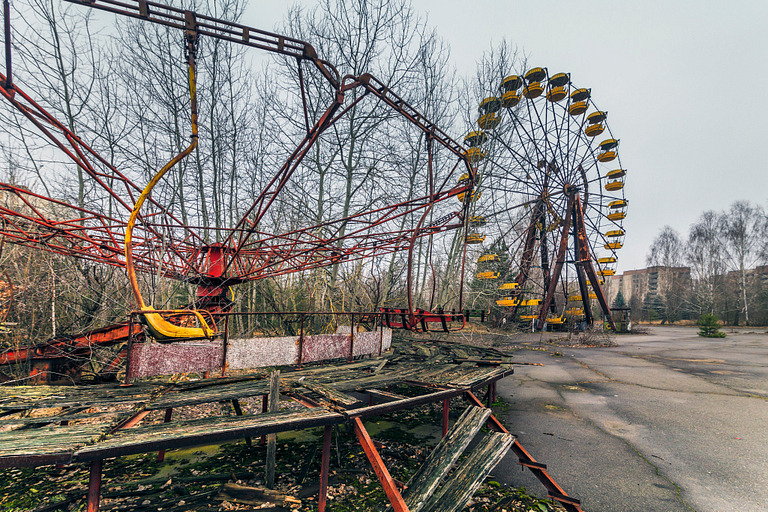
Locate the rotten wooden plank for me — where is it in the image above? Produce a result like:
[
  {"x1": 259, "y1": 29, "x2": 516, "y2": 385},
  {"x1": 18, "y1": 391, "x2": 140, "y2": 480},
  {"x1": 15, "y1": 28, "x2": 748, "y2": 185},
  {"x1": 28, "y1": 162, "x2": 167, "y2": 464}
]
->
[
  {"x1": 296, "y1": 378, "x2": 360, "y2": 406},
  {"x1": 0, "y1": 411, "x2": 119, "y2": 426},
  {"x1": 0, "y1": 384, "x2": 161, "y2": 409},
  {"x1": 0, "y1": 423, "x2": 110, "y2": 468},
  {"x1": 421, "y1": 430, "x2": 514, "y2": 512},
  {"x1": 365, "y1": 389, "x2": 407, "y2": 404},
  {"x1": 346, "y1": 388, "x2": 465, "y2": 420},
  {"x1": 147, "y1": 379, "x2": 271, "y2": 410},
  {"x1": 403, "y1": 406, "x2": 491, "y2": 512},
  {"x1": 447, "y1": 366, "x2": 511, "y2": 387},
  {"x1": 73, "y1": 407, "x2": 342, "y2": 462}
]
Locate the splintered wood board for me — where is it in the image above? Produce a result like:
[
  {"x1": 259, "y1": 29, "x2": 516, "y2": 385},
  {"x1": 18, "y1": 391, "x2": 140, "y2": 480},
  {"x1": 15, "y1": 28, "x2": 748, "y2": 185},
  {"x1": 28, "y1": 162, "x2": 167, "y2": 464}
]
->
[{"x1": 74, "y1": 407, "x2": 344, "y2": 461}]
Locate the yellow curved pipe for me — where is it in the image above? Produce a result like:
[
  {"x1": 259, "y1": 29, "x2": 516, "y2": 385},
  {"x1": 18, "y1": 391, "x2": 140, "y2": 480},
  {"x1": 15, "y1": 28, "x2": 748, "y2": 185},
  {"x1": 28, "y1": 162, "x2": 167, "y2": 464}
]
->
[{"x1": 124, "y1": 59, "x2": 213, "y2": 339}]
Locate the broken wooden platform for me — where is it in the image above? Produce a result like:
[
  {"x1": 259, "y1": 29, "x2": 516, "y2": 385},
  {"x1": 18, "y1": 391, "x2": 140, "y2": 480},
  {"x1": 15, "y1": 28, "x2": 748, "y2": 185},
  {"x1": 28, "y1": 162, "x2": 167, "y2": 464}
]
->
[{"x1": 0, "y1": 337, "x2": 582, "y2": 512}]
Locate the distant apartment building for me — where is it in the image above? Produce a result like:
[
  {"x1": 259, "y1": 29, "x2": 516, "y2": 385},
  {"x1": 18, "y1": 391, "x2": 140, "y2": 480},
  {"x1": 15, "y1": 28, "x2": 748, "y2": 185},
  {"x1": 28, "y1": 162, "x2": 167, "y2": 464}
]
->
[{"x1": 603, "y1": 266, "x2": 691, "y2": 306}]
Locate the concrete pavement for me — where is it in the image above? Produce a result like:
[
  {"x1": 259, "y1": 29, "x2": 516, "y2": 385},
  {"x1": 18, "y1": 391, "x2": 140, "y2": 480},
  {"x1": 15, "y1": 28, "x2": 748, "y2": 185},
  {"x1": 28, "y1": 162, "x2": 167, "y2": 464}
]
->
[{"x1": 490, "y1": 326, "x2": 768, "y2": 512}]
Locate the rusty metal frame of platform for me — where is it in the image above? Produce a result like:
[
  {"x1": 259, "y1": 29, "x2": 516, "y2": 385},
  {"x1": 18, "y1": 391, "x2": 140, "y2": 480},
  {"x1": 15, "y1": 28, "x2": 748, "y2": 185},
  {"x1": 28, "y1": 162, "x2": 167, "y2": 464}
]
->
[{"x1": 0, "y1": 342, "x2": 581, "y2": 512}]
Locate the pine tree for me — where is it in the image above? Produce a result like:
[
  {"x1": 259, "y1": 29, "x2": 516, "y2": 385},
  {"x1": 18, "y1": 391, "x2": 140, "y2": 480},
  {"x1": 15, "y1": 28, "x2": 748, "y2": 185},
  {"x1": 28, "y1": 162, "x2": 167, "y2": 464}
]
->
[{"x1": 698, "y1": 314, "x2": 726, "y2": 338}]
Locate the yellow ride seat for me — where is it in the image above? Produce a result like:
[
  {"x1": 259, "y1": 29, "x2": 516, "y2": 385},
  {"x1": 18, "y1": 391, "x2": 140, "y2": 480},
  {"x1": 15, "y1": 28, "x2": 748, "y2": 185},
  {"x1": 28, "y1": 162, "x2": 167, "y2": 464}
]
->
[{"x1": 139, "y1": 306, "x2": 215, "y2": 341}]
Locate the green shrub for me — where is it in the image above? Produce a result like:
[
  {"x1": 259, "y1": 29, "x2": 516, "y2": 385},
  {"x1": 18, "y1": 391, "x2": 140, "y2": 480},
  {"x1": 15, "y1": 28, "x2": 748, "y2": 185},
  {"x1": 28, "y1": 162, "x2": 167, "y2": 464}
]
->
[{"x1": 698, "y1": 314, "x2": 726, "y2": 338}]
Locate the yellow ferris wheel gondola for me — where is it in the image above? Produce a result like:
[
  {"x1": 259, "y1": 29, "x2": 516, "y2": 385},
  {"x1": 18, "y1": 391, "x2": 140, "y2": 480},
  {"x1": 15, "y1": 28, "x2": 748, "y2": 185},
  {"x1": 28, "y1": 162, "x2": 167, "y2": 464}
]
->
[
  {"x1": 464, "y1": 130, "x2": 488, "y2": 147},
  {"x1": 568, "y1": 88, "x2": 590, "y2": 116},
  {"x1": 466, "y1": 233, "x2": 485, "y2": 244},
  {"x1": 501, "y1": 75, "x2": 523, "y2": 107},
  {"x1": 470, "y1": 216, "x2": 487, "y2": 226},
  {"x1": 472, "y1": 65, "x2": 627, "y2": 332},
  {"x1": 605, "y1": 169, "x2": 626, "y2": 191},
  {"x1": 522, "y1": 67, "x2": 546, "y2": 99},
  {"x1": 607, "y1": 199, "x2": 628, "y2": 220},
  {"x1": 478, "y1": 97, "x2": 502, "y2": 130},
  {"x1": 478, "y1": 254, "x2": 500, "y2": 263},
  {"x1": 585, "y1": 110, "x2": 607, "y2": 137},
  {"x1": 546, "y1": 73, "x2": 569, "y2": 103}
]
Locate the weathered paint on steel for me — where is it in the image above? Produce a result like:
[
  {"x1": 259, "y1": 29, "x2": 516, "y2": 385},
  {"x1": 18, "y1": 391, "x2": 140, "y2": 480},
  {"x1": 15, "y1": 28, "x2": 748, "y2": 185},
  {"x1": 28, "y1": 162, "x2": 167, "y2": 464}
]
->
[
  {"x1": 332, "y1": 326, "x2": 391, "y2": 355},
  {"x1": 128, "y1": 329, "x2": 392, "y2": 378},
  {"x1": 352, "y1": 329, "x2": 390, "y2": 357},
  {"x1": 301, "y1": 329, "x2": 391, "y2": 362},
  {"x1": 226, "y1": 336, "x2": 299, "y2": 369},
  {"x1": 301, "y1": 333, "x2": 350, "y2": 362},
  {"x1": 127, "y1": 341, "x2": 224, "y2": 378}
]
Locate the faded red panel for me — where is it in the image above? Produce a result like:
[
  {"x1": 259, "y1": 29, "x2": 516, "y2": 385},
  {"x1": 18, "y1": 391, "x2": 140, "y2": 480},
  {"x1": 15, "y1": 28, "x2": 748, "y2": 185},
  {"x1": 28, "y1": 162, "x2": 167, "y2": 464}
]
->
[
  {"x1": 351, "y1": 331, "x2": 380, "y2": 357},
  {"x1": 302, "y1": 334, "x2": 350, "y2": 363},
  {"x1": 226, "y1": 337, "x2": 299, "y2": 369},
  {"x1": 326, "y1": 327, "x2": 392, "y2": 358},
  {"x1": 381, "y1": 328, "x2": 392, "y2": 351},
  {"x1": 128, "y1": 341, "x2": 224, "y2": 378}
]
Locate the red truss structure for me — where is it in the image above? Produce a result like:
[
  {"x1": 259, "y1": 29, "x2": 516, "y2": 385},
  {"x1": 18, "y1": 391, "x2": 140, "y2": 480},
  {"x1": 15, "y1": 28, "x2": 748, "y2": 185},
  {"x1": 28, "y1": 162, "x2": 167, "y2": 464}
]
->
[{"x1": 0, "y1": 0, "x2": 476, "y2": 322}]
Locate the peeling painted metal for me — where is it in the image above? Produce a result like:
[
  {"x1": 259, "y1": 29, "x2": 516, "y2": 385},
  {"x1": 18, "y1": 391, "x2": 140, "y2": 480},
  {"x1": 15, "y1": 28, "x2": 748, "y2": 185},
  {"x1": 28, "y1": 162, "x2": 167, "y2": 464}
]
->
[
  {"x1": 227, "y1": 337, "x2": 299, "y2": 369},
  {"x1": 127, "y1": 341, "x2": 224, "y2": 379},
  {"x1": 128, "y1": 329, "x2": 392, "y2": 378}
]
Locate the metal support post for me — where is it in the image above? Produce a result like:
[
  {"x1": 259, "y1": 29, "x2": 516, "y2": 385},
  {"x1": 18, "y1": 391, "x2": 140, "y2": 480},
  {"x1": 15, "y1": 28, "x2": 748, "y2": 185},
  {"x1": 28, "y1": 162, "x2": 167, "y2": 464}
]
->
[
  {"x1": 157, "y1": 408, "x2": 173, "y2": 461},
  {"x1": 318, "y1": 425, "x2": 332, "y2": 512},
  {"x1": 352, "y1": 417, "x2": 409, "y2": 512},
  {"x1": 231, "y1": 399, "x2": 251, "y2": 448},
  {"x1": 87, "y1": 459, "x2": 103, "y2": 512},
  {"x1": 260, "y1": 394, "x2": 268, "y2": 446}
]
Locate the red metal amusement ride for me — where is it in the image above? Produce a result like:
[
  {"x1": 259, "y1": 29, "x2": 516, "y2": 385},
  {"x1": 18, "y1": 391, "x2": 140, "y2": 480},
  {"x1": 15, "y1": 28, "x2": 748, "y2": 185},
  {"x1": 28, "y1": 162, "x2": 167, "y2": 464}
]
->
[{"x1": 0, "y1": 0, "x2": 480, "y2": 381}]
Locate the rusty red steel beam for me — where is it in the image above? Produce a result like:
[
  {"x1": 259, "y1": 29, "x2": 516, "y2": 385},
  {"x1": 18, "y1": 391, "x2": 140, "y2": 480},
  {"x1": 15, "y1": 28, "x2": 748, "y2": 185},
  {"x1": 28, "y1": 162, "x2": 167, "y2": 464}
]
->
[
  {"x1": 508, "y1": 200, "x2": 544, "y2": 319},
  {"x1": 87, "y1": 459, "x2": 103, "y2": 512},
  {"x1": 357, "y1": 73, "x2": 471, "y2": 167},
  {"x1": 64, "y1": 0, "x2": 339, "y2": 89},
  {"x1": 351, "y1": 417, "x2": 409, "y2": 512},
  {"x1": 318, "y1": 425, "x2": 332, "y2": 512},
  {"x1": 537, "y1": 193, "x2": 575, "y2": 330},
  {"x1": 109, "y1": 410, "x2": 151, "y2": 434},
  {"x1": 465, "y1": 392, "x2": 583, "y2": 512},
  {"x1": 0, "y1": 322, "x2": 141, "y2": 365},
  {"x1": 571, "y1": 195, "x2": 617, "y2": 331}
]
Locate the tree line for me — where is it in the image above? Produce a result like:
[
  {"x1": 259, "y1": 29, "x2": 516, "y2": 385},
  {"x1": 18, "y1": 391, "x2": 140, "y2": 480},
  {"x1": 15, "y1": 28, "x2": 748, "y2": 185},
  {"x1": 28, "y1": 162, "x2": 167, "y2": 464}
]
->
[{"x1": 641, "y1": 200, "x2": 768, "y2": 325}]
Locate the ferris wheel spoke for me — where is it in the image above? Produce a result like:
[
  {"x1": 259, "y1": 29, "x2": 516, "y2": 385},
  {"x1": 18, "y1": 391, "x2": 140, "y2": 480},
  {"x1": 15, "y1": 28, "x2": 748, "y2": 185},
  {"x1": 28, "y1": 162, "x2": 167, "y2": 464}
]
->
[{"x1": 465, "y1": 67, "x2": 625, "y2": 328}]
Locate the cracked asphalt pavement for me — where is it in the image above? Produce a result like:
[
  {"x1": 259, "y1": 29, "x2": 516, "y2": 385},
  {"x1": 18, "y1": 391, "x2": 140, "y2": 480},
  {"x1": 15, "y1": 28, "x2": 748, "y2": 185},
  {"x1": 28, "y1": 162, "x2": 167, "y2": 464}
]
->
[{"x1": 491, "y1": 326, "x2": 768, "y2": 512}]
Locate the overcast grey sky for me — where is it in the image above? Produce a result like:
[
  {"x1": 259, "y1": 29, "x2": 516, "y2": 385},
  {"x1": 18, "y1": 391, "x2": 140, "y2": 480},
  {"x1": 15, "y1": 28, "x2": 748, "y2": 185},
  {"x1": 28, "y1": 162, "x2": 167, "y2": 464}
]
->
[{"x1": 249, "y1": 0, "x2": 767, "y2": 273}]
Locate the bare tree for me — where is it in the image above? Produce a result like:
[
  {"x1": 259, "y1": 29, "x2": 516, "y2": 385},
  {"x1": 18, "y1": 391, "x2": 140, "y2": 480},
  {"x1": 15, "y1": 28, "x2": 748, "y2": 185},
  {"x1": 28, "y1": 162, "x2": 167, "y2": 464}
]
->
[
  {"x1": 720, "y1": 201, "x2": 767, "y2": 325},
  {"x1": 687, "y1": 211, "x2": 725, "y2": 315},
  {"x1": 275, "y1": 0, "x2": 457, "y2": 311}
]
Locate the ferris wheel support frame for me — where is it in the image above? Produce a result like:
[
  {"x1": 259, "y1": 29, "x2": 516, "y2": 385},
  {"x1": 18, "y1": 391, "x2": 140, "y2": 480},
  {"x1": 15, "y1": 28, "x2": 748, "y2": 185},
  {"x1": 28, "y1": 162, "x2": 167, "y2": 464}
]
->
[
  {"x1": 534, "y1": 189, "x2": 616, "y2": 331},
  {"x1": 505, "y1": 199, "x2": 545, "y2": 320}
]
